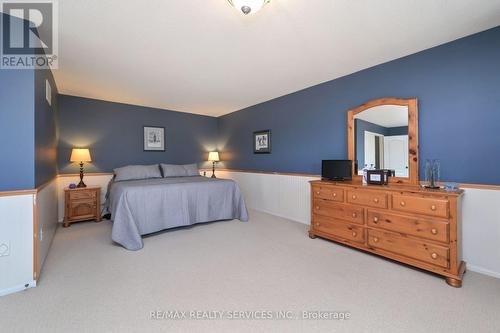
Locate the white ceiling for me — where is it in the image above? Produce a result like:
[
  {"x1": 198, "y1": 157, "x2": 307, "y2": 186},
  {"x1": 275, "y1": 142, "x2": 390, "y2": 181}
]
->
[
  {"x1": 354, "y1": 105, "x2": 408, "y2": 128},
  {"x1": 54, "y1": 0, "x2": 500, "y2": 117}
]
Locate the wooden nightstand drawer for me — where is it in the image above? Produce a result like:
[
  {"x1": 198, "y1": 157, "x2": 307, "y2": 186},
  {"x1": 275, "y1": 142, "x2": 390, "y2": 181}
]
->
[
  {"x1": 68, "y1": 200, "x2": 97, "y2": 221},
  {"x1": 69, "y1": 190, "x2": 96, "y2": 200}
]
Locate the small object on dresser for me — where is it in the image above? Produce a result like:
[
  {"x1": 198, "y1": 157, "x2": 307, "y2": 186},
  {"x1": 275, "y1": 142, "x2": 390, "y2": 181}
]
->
[
  {"x1": 69, "y1": 183, "x2": 77, "y2": 189},
  {"x1": 443, "y1": 182, "x2": 460, "y2": 191},
  {"x1": 367, "y1": 169, "x2": 394, "y2": 185},
  {"x1": 424, "y1": 159, "x2": 441, "y2": 189}
]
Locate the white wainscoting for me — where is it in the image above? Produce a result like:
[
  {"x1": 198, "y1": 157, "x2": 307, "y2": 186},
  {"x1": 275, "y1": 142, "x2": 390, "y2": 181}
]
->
[
  {"x1": 216, "y1": 170, "x2": 319, "y2": 224},
  {"x1": 215, "y1": 170, "x2": 500, "y2": 279},
  {"x1": 35, "y1": 179, "x2": 58, "y2": 278},
  {"x1": 0, "y1": 194, "x2": 36, "y2": 296}
]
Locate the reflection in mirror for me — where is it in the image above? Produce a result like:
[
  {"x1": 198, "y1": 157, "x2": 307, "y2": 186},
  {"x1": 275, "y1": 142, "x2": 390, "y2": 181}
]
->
[{"x1": 354, "y1": 105, "x2": 409, "y2": 177}]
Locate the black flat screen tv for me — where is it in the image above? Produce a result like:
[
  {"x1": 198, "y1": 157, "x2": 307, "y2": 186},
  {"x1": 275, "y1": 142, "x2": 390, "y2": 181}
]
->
[{"x1": 321, "y1": 160, "x2": 352, "y2": 181}]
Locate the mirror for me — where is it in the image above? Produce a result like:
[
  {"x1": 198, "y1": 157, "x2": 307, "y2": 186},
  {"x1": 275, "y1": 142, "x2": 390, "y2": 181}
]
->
[
  {"x1": 348, "y1": 98, "x2": 419, "y2": 185},
  {"x1": 354, "y1": 105, "x2": 409, "y2": 177}
]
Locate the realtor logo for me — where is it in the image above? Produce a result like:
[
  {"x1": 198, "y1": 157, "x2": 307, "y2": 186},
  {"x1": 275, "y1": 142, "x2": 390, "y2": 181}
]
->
[{"x1": 1, "y1": 0, "x2": 58, "y2": 69}]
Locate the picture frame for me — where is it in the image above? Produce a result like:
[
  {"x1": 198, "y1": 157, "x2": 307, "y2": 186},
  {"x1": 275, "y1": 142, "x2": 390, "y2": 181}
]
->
[
  {"x1": 143, "y1": 126, "x2": 165, "y2": 151},
  {"x1": 253, "y1": 130, "x2": 271, "y2": 154}
]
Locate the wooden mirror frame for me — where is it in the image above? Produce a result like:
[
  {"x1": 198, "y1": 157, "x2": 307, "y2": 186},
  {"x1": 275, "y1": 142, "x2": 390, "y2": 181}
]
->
[{"x1": 347, "y1": 97, "x2": 419, "y2": 185}]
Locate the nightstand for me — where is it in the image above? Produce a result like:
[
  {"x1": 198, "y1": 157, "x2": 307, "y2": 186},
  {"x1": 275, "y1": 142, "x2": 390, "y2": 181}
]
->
[{"x1": 63, "y1": 186, "x2": 102, "y2": 227}]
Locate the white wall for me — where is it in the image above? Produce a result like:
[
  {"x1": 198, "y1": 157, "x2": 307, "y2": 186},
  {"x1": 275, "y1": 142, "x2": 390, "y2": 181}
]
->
[
  {"x1": 36, "y1": 179, "x2": 58, "y2": 278},
  {"x1": 0, "y1": 194, "x2": 36, "y2": 296},
  {"x1": 215, "y1": 170, "x2": 500, "y2": 279}
]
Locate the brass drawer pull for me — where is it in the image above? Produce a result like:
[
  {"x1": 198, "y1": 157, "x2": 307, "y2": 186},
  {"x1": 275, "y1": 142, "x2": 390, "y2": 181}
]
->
[
  {"x1": 373, "y1": 198, "x2": 379, "y2": 203},
  {"x1": 352, "y1": 213, "x2": 357, "y2": 218},
  {"x1": 373, "y1": 216, "x2": 379, "y2": 223},
  {"x1": 315, "y1": 206, "x2": 320, "y2": 210},
  {"x1": 333, "y1": 193, "x2": 337, "y2": 197},
  {"x1": 373, "y1": 237, "x2": 379, "y2": 243},
  {"x1": 431, "y1": 253, "x2": 438, "y2": 260},
  {"x1": 315, "y1": 223, "x2": 320, "y2": 227},
  {"x1": 431, "y1": 228, "x2": 438, "y2": 235},
  {"x1": 316, "y1": 191, "x2": 320, "y2": 195},
  {"x1": 352, "y1": 231, "x2": 357, "y2": 237},
  {"x1": 400, "y1": 201, "x2": 406, "y2": 207},
  {"x1": 431, "y1": 205, "x2": 437, "y2": 211},
  {"x1": 352, "y1": 195, "x2": 357, "y2": 200}
]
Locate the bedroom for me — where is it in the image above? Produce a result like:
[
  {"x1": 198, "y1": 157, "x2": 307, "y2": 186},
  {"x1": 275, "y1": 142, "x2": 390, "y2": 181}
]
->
[{"x1": 1, "y1": 0, "x2": 500, "y2": 332}]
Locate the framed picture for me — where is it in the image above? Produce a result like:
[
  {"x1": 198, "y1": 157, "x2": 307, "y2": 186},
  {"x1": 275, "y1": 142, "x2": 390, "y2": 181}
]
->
[
  {"x1": 253, "y1": 130, "x2": 271, "y2": 154},
  {"x1": 144, "y1": 126, "x2": 165, "y2": 151}
]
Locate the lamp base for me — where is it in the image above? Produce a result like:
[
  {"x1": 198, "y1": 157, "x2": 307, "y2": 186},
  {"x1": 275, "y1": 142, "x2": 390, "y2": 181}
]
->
[
  {"x1": 77, "y1": 162, "x2": 87, "y2": 188},
  {"x1": 211, "y1": 161, "x2": 217, "y2": 178},
  {"x1": 77, "y1": 180, "x2": 87, "y2": 188}
]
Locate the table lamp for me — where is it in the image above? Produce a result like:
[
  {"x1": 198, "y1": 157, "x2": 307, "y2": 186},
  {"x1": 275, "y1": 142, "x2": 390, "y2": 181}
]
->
[
  {"x1": 70, "y1": 148, "x2": 92, "y2": 188},
  {"x1": 208, "y1": 151, "x2": 220, "y2": 178}
]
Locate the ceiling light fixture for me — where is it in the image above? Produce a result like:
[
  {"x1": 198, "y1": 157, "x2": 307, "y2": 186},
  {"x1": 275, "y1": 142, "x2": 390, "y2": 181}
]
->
[{"x1": 228, "y1": 0, "x2": 271, "y2": 15}]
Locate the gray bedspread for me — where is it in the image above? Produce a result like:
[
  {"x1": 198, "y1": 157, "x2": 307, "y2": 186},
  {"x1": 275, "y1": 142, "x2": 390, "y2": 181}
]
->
[{"x1": 106, "y1": 176, "x2": 248, "y2": 250}]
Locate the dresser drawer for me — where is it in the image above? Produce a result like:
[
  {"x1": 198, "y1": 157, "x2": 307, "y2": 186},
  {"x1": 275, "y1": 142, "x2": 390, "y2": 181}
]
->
[
  {"x1": 347, "y1": 190, "x2": 388, "y2": 209},
  {"x1": 312, "y1": 215, "x2": 365, "y2": 244},
  {"x1": 313, "y1": 200, "x2": 364, "y2": 224},
  {"x1": 367, "y1": 210, "x2": 449, "y2": 243},
  {"x1": 69, "y1": 190, "x2": 97, "y2": 201},
  {"x1": 312, "y1": 186, "x2": 344, "y2": 202},
  {"x1": 368, "y1": 230, "x2": 449, "y2": 268},
  {"x1": 392, "y1": 194, "x2": 449, "y2": 218}
]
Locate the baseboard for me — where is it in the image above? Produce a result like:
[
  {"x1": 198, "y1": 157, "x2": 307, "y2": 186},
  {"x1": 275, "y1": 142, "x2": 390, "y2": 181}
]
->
[
  {"x1": 466, "y1": 264, "x2": 500, "y2": 279},
  {"x1": 0, "y1": 280, "x2": 36, "y2": 297}
]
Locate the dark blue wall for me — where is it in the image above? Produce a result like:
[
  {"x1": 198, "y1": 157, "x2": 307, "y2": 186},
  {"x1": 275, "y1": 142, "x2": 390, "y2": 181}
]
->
[
  {"x1": 57, "y1": 95, "x2": 219, "y2": 173},
  {"x1": 0, "y1": 70, "x2": 35, "y2": 191},
  {"x1": 387, "y1": 126, "x2": 408, "y2": 136},
  {"x1": 35, "y1": 67, "x2": 59, "y2": 187},
  {"x1": 0, "y1": 14, "x2": 36, "y2": 191},
  {"x1": 218, "y1": 26, "x2": 500, "y2": 185}
]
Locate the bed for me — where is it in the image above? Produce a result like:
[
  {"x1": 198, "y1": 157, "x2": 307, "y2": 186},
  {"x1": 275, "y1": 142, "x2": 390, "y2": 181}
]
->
[{"x1": 106, "y1": 174, "x2": 248, "y2": 250}]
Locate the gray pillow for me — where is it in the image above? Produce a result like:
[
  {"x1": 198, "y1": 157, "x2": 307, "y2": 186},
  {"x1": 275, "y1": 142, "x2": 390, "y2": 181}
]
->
[
  {"x1": 114, "y1": 164, "x2": 162, "y2": 182},
  {"x1": 183, "y1": 163, "x2": 200, "y2": 176},
  {"x1": 161, "y1": 164, "x2": 199, "y2": 177}
]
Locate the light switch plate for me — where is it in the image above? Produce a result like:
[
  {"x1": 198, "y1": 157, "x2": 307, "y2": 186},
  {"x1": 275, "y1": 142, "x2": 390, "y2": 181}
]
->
[{"x1": 0, "y1": 241, "x2": 10, "y2": 257}]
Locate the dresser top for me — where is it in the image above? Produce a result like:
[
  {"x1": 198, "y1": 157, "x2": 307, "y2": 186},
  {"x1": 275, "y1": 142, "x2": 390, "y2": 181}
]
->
[{"x1": 310, "y1": 180, "x2": 464, "y2": 196}]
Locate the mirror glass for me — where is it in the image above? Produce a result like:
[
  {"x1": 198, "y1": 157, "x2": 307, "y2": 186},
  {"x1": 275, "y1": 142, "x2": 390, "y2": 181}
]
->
[{"x1": 354, "y1": 105, "x2": 409, "y2": 177}]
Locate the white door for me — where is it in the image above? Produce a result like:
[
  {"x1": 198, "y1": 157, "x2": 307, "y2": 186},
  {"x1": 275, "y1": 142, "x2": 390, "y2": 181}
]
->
[
  {"x1": 364, "y1": 131, "x2": 384, "y2": 170},
  {"x1": 384, "y1": 135, "x2": 408, "y2": 177}
]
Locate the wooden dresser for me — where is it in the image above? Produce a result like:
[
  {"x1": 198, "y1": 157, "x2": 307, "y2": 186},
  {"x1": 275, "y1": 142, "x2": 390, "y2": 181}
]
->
[
  {"x1": 309, "y1": 180, "x2": 465, "y2": 287},
  {"x1": 64, "y1": 186, "x2": 102, "y2": 227}
]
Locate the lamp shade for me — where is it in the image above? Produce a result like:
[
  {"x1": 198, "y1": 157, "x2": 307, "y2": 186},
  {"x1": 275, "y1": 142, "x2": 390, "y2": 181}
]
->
[
  {"x1": 70, "y1": 148, "x2": 92, "y2": 162},
  {"x1": 208, "y1": 151, "x2": 220, "y2": 162}
]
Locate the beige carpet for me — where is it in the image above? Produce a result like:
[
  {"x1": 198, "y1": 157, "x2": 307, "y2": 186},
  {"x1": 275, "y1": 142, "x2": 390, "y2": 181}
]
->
[{"x1": 1, "y1": 209, "x2": 499, "y2": 333}]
